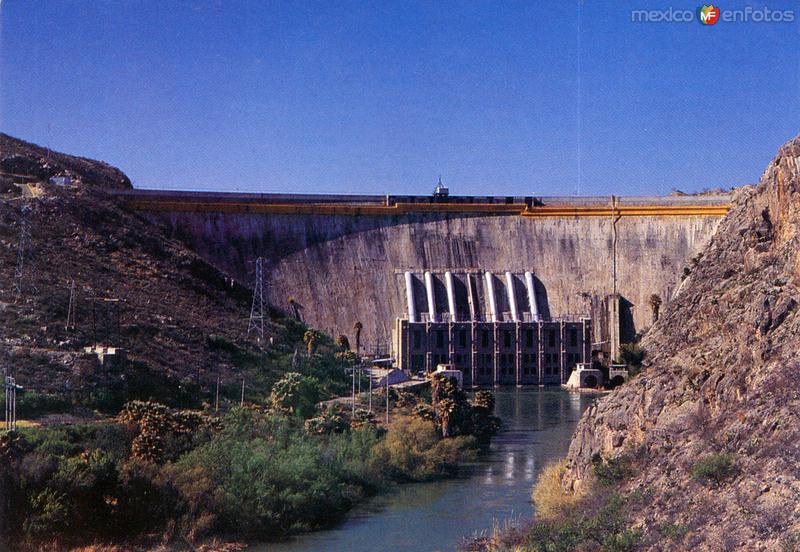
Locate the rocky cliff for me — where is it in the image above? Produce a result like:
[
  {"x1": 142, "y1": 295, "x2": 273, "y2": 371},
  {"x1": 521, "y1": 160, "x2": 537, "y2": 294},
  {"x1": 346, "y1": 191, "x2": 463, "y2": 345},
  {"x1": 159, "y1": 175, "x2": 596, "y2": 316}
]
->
[{"x1": 564, "y1": 136, "x2": 800, "y2": 550}]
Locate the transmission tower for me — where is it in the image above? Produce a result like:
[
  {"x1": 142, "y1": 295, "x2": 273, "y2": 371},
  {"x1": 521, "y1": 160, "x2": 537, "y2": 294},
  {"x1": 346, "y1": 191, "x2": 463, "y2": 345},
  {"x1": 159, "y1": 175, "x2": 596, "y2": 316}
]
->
[
  {"x1": 247, "y1": 257, "x2": 265, "y2": 342},
  {"x1": 13, "y1": 205, "x2": 32, "y2": 302},
  {"x1": 66, "y1": 280, "x2": 77, "y2": 331}
]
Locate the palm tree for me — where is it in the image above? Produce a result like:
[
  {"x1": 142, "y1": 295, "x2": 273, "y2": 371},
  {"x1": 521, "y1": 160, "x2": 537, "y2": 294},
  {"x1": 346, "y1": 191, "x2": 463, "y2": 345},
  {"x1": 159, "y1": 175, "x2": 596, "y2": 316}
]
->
[
  {"x1": 288, "y1": 296, "x2": 300, "y2": 320},
  {"x1": 303, "y1": 329, "x2": 319, "y2": 356},
  {"x1": 649, "y1": 294, "x2": 662, "y2": 323},
  {"x1": 336, "y1": 334, "x2": 351, "y2": 351},
  {"x1": 436, "y1": 398, "x2": 456, "y2": 437},
  {"x1": 353, "y1": 321, "x2": 363, "y2": 355}
]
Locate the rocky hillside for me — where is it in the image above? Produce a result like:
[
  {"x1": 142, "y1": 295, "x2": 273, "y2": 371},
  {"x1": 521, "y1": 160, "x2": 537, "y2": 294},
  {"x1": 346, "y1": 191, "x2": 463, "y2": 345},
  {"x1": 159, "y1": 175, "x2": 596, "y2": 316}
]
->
[
  {"x1": 0, "y1": 134, "x2": 298, "y2": 411},
  {"x1": 564, "y1": 136, "x2": 800, "y2": 550},
  {"x1": 0, "y1": 133, "x2": 131, "y2": 191}
]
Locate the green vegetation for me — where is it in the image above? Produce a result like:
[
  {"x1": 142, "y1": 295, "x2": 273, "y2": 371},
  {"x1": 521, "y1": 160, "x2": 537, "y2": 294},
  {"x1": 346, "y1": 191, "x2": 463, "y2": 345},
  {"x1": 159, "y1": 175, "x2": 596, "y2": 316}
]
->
[
  {"x1": 691, "y1": 452, "x2": 736, "y2": 485},
  {"x1": 525, "y1": 494, "x2": 642, "y2": 552},
  {"x1": 1, "y1": 371, "x2": 500, "y2": 549},
  {"x1": 657, "y1": 522, "x2": 689, "y2": 541},
  {"x1": 591, "y1": 452, "x2": 634, "y2": 486},
  {"x1": 618, "y1": 343, "x2": 646, "y2": 377},
  {"x1": 530, "y1": 460, "x2": 579, "y2": 519},
  {"x1": 466, "y1": 450, "x2": 645, "y2": 552},
  {"x1": 0, "y1": 391, "x2": 72, "y2": 419},
  {"x1": 268, "y1": 372, "x2": 323, "y2": 418}
]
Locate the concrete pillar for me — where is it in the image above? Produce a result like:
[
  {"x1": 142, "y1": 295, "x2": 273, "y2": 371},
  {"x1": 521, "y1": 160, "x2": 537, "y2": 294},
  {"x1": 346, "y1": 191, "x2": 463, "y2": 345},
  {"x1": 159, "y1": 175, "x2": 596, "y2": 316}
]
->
[
  {"x1": 467, "y1": 273, "x2": 477, "y2": 321},
  {"x1": 560, "y1": 321, "x2": 566, "y2": 384},
  {"x1": 524, "y1": 271, "x2": 539, "y2": 321},
  {"x1": 445, "y1": 271, "x2": 458, "y2": 322},
  {"x1": 505, "y1": 271, "x2": 519, "y2": 322},
  {"x1": 493, "y1": 322, "x2": 499, "y2": 386},
  {"x1": 484, "y1": 271, "x2": 498, "y2": 322},
  {"x1": 515, "y1": 322, "x2": 521, "y2": 386},
  {"x1": 404, "y1": 271, "x2": 417, "y2": 323},
  {"x1": 424, "y1": 271, "x2": 437, "y2": 323},
  {"x1": 537, "y1": 322, "x2": 544, "y2": 385},
  {"x1": 608, "y1": 294, "x2": 620, "y2": 361},
  {"x1": 470, "y1": 321, "x2": 477, "y2": 387}
]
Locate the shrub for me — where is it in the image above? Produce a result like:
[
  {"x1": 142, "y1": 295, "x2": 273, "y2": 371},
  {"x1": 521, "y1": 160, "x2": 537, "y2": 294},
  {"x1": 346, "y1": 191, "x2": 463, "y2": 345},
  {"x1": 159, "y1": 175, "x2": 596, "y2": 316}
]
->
[
  {"x1": 395, "y1": 391, "x2": 418, "y2": 408},
  {"x1": 591, "y1": 453, "x2": 633, "y2": 485},
  {"x1": 525, "y1": 492, "x2": 641, "y2": 552},
  {"x1": 23, "y1": 488, "x2": 68, "y2": 539},
  {"x1": 532, "y1": 460, "x2": 579, "y2": 519},
  {"x1": 119, "y1": 401, "x2": 215, "y2": 463},
  {"x1": 412, "y1": 403, "x2": 436, "y2": 422},
  {"x1": 619, "y1": 344, "x2": 646, "y2": 376},
  {"x1": 691, "y1": 452, "x2": 736, "y2": 485},
  {"x1": 44, "y1": 449, "x2": 119, "y2": 538},
  {"x1": 269, "y1": 372, "x2": 323, "y2": 419},
  {"x1": 304, "y1": 406, "x2": 349, "y2": 435},
  {"x1": 177, "y1": 407, "x2": 381, "y2": 537},
  {"x1": 658, "y1": 522, "x2": 689, "y2": 541},
  {"x1": 373, "y1": 416, "x2": 474, "y2": 481},
  {"x1": 22, "y1": 423, "x2": 131, "y2": 460},
  {"x1": 115, "y1": 458, "x2": 173, "y2": 535},
  {"x1": 350, "y1": 408, "x2": 376, "y2": 430},
  {"x1": 0, "y1": 392, "x2": 73, "y2": 419}
]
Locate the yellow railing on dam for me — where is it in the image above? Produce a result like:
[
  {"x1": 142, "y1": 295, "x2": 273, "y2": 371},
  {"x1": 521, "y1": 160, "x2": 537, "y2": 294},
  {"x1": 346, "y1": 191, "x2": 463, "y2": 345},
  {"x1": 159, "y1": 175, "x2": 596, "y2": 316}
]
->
[
  {"x1": 519, "y1": 204, "x2": 731, "y2": 217},
  {"x1": 121, "y1": 198, "x2": 731, "y2": 217}
]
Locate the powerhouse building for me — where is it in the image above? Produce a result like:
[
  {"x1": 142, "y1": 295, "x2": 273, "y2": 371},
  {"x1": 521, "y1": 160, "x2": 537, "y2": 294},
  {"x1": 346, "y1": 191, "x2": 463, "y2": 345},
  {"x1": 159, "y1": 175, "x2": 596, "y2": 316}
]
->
[{"x1": 392, "y1": 270, "x2": 592, "y2": 387}]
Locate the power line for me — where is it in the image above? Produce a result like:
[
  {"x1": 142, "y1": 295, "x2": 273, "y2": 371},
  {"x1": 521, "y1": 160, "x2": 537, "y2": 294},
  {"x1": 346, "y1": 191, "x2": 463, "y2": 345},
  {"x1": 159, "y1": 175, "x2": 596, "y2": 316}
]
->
[{"x1": 247, "y1": 257, "x2": 265, "y2": 342}]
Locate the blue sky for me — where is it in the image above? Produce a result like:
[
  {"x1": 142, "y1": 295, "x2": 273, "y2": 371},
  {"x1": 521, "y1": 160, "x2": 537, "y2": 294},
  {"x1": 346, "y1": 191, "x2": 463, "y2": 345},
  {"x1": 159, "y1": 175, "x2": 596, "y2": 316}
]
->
[{"x1": 1, "y1": 1, "x2": 798, "y2": 195}]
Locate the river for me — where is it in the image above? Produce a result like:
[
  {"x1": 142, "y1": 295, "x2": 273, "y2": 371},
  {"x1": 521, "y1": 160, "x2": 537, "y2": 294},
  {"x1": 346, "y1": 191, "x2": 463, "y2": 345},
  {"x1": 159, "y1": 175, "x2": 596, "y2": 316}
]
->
[{"x1": 257, "y1": 388, "x2": 594, "y2": 552}]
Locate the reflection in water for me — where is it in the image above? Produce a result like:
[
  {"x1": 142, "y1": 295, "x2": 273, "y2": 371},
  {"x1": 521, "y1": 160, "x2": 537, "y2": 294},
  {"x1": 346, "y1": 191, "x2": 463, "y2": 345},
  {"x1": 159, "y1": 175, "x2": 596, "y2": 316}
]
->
[{"x1": 255, "y1": 388, "x2": 594, "y2": 552}]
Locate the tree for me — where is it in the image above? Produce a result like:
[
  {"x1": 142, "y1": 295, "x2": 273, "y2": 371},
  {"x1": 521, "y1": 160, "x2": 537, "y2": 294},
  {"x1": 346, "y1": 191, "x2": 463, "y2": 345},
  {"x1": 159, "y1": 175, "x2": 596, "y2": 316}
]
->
[
  {"x1": 335, "y1": 334, "x2": 351, "y2": 351},
  {"x1": 649, "y1": 294, "x2": 662, "y2": 323},
  {"x1": 472, "y1": 390, "x2": 495, "y2": 412},
  {"x1": 470, "y1": 391, "x2": 501, "y2": 441},
  {"x1": 268, "y1": 372, "x2": 322, "y2": 419},
  {"x1": 619, "y1": 343, "x2": 646, "y2": 376},
  {"x1": 430, "y1": 373, "x2": 470, "y2": 438},
  {"x1": 304, "y1": 406, "x2": 348, "y2": 435},
  {"x1": 303, "y1": 329, "x2": 322, "y2": 356},
  {"x1": 436, "y1": 398, "x2": 457, "y2": 437},
  {"x1": 353, "y1": 321, "x2": 363, "y2": 355},
  {"x1": 288, "y1": 297, "x2": 300, "y2": 320}
]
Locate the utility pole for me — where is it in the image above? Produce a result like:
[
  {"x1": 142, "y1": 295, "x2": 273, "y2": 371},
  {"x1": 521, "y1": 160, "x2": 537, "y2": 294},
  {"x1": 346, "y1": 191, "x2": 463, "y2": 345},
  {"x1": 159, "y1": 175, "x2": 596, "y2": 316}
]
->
[
  {"x1": 240, "y1": 378, "x2": 245, "y2": 407},
  {"x1": 66, "y1": 280, "x2": 77, "y2": 331},
  {"x1": 368, "y1": 364, "x2": 372, "y2": 413},
  {"x1": 215, "y1": 374, "x2": 221, "y2": 413},
  {"x1": 352, "y1": 366, "x2": 356, "y2": 416},
  {"x1": 92, "y1": 298, "x2": 98, "y2": 345},
  {"x1": 13, "y1": 205, "x2": 32, "y2": 302},
  {"x1": 4, "y1": 376, "x2": 20, "y2": 431},
  {"x1": 247, "y1": 257, "x2": 265, "y2": 342},
  {"x1": 385, "y1": 376, "x2": 390, "y2": 425}
]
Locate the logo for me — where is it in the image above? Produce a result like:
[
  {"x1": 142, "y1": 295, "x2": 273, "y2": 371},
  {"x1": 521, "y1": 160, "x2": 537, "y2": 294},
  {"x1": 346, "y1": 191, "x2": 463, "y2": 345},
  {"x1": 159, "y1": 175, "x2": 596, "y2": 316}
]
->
[{"x1": 698, "y1": 4, "x2": 720, "y2": 24}]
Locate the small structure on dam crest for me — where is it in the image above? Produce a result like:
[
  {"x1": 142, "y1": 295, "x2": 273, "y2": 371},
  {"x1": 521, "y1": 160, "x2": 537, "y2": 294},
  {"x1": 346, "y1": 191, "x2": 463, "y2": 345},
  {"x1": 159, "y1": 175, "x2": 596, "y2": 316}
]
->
[{"x1": 393, "y1": 269, "x2": 591, "y2": 387}]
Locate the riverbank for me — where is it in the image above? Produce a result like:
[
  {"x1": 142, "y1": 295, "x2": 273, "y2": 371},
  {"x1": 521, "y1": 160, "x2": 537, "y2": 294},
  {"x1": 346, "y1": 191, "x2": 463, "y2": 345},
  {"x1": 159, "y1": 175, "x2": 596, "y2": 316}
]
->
[
  {"x1": 260, "y1": 389, "x2": 594, "y2": 552},
  {"x1": 1, "y1": 373, "x2": 499, "y2": 551}
]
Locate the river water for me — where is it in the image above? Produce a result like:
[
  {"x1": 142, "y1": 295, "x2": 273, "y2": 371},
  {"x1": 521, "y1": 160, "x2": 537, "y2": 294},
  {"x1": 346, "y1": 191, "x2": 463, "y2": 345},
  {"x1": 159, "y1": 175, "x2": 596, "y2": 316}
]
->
[{"x1": 258, "y1": 388, "x2": 594, "y2": 552}]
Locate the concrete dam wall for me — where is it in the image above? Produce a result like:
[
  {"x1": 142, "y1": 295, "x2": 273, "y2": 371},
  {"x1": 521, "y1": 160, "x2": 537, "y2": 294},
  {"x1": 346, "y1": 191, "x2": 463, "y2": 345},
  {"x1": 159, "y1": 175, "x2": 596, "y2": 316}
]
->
[{"x1": 119, "y1": 191, "x2": 729, "y2": 355}]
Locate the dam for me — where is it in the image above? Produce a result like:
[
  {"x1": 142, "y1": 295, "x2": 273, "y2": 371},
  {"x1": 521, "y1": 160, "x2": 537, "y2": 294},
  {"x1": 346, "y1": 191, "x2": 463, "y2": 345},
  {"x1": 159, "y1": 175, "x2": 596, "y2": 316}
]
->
[{"x1": 116, "y1": 190, "x2": 730, "y2": 372}]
